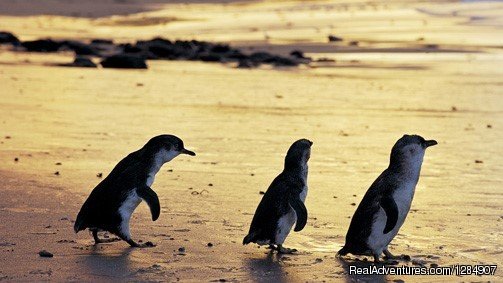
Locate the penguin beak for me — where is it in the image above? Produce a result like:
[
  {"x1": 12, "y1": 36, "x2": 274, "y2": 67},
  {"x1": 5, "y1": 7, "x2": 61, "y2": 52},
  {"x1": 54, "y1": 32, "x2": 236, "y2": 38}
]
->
[
  {"x1": 181, "y1": 148, "x2": 196, "y2": 156},
  {"x1": 423, "y1": 140, "x2": 438, "y2": 148}
]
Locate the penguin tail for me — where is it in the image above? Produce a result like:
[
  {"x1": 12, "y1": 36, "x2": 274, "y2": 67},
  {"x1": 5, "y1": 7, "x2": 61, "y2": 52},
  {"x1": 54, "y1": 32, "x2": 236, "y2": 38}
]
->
[
  {"x1": 243, "y1": 231, "x2": 258, "y2": 245},
  {"x1": 73, "y1": 221, "x2": 82, "y2": 233},
  {"x1": 73, "y1": 212, "x2": 86, "y2": 233}
]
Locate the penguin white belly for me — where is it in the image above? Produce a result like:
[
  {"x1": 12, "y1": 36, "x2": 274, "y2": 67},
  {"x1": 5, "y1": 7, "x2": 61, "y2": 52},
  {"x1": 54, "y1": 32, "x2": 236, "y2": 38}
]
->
[
  {"x1": 367, "y1": 182, "x2": 415, "y2": 254},
  {"x1": 118, "y1": 189, "x2": 142, "y2": 237},
  {"x1": 275, "y1": 185, "x2": 308, "y2": 244},
  {"x1": 146, "y1": 174, "x2": 155, "y2": 187}
]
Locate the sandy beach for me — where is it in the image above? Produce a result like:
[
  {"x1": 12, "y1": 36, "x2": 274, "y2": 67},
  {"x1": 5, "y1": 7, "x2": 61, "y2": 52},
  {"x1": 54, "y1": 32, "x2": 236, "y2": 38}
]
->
[{"x1": 0, "y1": 0, "x2": 502, "y2": 282}]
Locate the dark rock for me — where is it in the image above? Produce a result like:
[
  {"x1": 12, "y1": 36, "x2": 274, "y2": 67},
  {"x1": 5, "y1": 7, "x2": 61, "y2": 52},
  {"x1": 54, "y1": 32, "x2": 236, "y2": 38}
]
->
[
  {"x1": 270, "y1": 56, "x2": 298, "y2": 67},
  {"x1": 349, "y1": 41, "x2": 359, "y2": 46},
  {"x1": 73, "y1": 56, "x2": 96, "y2": 67},
  {"x1": 21, "y1": 39, "x2": 63, "y2": 52},
  {"x1": 148, "y1": 43, "x2": 187, "y2": 59},
  {"x1": 119, "y1": 44, "x2": 157, "y2": 60},
  {"x1": 0, "y1": 31, "x2": 20, "y2": 45},
  {"x1": 317, "y1": 57, "x2": 336, "y2": 62},
  {"x1": 249, "y1": 52, "x2": 276, "y2": 63},
  {"x1": 140, "y1": 37, "x2": 172, "y2": 46},
  {"x1": 290, "y1": 50, "x2": 305, "y2": 58},
  {"x1": 61, "y1": 40, "x2": 97, "y2": 56},
  {"x1": 61, "y1": 56, "x2": 97, "y2": 68},
  {"x1": 248, "y1": 52, "x2": 298, "y2": 66},
  {"x1": 198, "y1": 52, "x2": 222, "y2": 62},
  {"x1": 237, "y1": 59, "x2": 258, "y2": 68},
  {"x1": 91, "y1": 39, "x2": 114, "y2": 45},
  {"x1": 38, "y1": 250, "x2": 53, "y2": 257},
  {"x1": 101, "y1": 54, "x2": 147, "y2": 69},
  {"x1": 211, "y1": 44, "x2": 231, "y2": 53},
  {"x1": 328, "y1": 35, "x2": 343, "y2": 42},
  {"x1": 122, "y1": 43, "x2": 143, "y2": 53},
  {"x1": 225, "y1": 49, "x2": 248, "y2": 61}
]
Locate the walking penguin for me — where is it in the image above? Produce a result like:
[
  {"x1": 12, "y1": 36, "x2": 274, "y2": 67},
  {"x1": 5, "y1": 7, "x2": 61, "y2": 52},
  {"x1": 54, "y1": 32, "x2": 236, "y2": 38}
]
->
[
  {"x1": 74, "y1": 135, "x2": 196, "y2": 247},
  {"x1": 243, "y1": 139, "x2": 312, "y2": 253},
  {"x1": 338, "y1": 134, "x2": 437, "y2": 262}
]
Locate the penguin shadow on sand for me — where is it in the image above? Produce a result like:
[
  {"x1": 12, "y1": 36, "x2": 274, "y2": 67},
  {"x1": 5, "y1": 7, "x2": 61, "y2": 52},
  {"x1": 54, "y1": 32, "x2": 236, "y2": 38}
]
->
[
  {"x1": 80, "y1": 245, "x2": 137, "y2": 279},
  {"x1": 244, "y1": 250, "x2": 298, "y2": 283},
  {"x1": 336, "y1": 257, "x2": 388, "y2": 283}
]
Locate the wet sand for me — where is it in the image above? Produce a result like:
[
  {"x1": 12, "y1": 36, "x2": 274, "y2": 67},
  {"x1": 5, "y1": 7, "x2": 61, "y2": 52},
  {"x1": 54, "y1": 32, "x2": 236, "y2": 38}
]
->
[{"x1": 0, "y1": 0, "x2": 502, "y2": 282}]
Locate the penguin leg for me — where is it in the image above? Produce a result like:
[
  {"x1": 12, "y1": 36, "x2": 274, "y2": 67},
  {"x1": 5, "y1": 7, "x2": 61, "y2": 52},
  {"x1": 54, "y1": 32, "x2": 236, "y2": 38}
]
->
[
  {"x1": 116, "y1": 232, "x2": 141, "y2": 247},
  {"x1": 92, "y1": 230, "x2": 120, "y2": 244},
  {"x1": 383, "y1": 249, "x2": 397, "y2": 259},
  {"x1": 373, "y1": 253, "x2": 381, "y2": 263},
  {"x1": 115, "y1": 231, "x2": 155, "y2": 248},
  {"x1": 276, "y1": 244, "x2": 297, "y2": 254}
]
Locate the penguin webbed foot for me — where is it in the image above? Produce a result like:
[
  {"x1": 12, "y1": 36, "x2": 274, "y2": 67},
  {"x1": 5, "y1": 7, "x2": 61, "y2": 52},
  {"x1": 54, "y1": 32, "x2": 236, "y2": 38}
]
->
[
  {"x1": 373, "y1": 254, "x2": 381, "y2": 263},
  {"x1": 267, "y1": 244, "x2": 297, "y2": 254},
  {"x1": 276, "y1": 244, "x2": 297, "y2": 254},
  {"x1": 127, "y1": 239, "x2": 156, "y2": 248},
  {"x1": 92, "y1": 230, "x2": 121, "y2": 245},
  {"x1": 383, "y1": 249, "x2": 410, "y2": 261},
  {"x1": 95, "y1": 238, "x2": 121, "y2": 244}
]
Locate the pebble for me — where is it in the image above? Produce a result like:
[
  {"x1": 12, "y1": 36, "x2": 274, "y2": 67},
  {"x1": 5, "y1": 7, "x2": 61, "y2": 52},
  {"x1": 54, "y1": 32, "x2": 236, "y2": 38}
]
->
[
  {"x1": 38, "y1": 250, "x2": 53, "y2": 258},
  {"x1": 328, "y1": 35, "x2": 343, "y2": 42}
]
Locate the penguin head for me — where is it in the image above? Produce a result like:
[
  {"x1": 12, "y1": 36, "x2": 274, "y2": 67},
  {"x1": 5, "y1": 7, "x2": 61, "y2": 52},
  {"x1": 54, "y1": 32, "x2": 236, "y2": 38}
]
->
[
  {"x1": 284, "y1": 138, "x2": 313, "y2": 170},
  {"x1": 144, "y1": 135, "x2": 196, "y2": 162},
  {"x1": 390, "y1": 134, "x2": 437, "y2": 167}
]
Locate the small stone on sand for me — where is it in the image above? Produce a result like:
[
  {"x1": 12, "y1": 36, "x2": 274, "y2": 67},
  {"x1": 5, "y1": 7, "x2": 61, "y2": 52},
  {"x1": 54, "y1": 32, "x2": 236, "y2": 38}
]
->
[{"x1": 38, "y1": 250, "x2": 53, "y2": 258}]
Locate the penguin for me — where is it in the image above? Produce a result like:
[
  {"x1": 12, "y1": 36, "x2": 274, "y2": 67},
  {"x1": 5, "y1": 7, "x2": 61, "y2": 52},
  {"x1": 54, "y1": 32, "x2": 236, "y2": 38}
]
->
[
  {"x1": 338, "y1": 134, "x2": 437, "y2": 262},
  {"x1": 243, "y1": 139, "x2": 312, "y2": 254},
  {"x1": 74, "y1": 135, "x2": 195, "y2": 247}
]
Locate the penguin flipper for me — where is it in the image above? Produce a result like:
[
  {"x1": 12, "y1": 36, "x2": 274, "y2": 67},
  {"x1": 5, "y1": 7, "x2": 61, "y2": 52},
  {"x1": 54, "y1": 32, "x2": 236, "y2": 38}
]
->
[
  {"x1": 289, "y1": 196, "x2": 307, "y2": 232},
  {"x1": 137, "y1": 186, "x2": 160, "y2": 221},
  {"x1": 380, "y1": 195, "x2": 398, "y2": 234}
]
